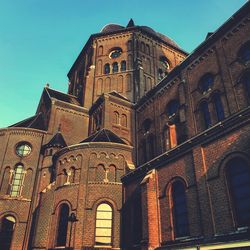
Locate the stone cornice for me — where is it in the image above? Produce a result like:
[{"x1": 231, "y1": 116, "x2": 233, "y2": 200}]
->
[
  {"x1": 53, "y1": 141, "x2": 133, "y2": 162},
  {"x1": 0, "y1": 127, "x2": 47, "y2": 137}
]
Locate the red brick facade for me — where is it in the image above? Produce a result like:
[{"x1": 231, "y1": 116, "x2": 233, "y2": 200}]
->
[{"x1": 0, "y1": 2, "x2": 250, "y2": 250}]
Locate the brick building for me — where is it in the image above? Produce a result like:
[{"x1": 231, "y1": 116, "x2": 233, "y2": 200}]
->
[{"x1": 0, "y1": 2, "x2": 250, "y2": 250}]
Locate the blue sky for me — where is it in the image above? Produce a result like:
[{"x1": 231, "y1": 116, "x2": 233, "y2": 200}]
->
[{"x1": 0, "y1": 0, "x2": 247, "y2": 127}]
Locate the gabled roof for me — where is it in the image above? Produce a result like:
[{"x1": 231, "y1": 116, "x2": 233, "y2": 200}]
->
[
  {"x1": 9, "y1": 112, "x2": 46, "y2": 131},
  {"x1": 43, "y1": 131, "x2": 67, "y2": 149},
  {"x1": 80, "y1": 129, "x2": 126, "y2": 144},
  {"x1": 108, "y1": 91, "x2": 130, "y2": 102},
  {"x1": 45, "y1": 87, "x2": 80, "y2": 105}
]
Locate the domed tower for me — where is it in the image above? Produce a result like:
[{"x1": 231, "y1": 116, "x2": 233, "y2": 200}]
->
[{"x1": 67, "y1": 19, "x2": 188, "y2": 108}]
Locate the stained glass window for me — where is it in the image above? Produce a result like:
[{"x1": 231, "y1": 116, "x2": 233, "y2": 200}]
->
[
  {"x1": 10, "y1": 165, "x2": 25, "y2": 197},
  {"x1": 16, "y1": 143, "x2": 31, "y2": 157}
]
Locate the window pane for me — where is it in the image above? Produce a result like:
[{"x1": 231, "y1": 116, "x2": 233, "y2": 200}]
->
[
  {"x1": 95, "y1": 228, "x2": 112, "y2": 237},
  {"x1": 96, "y1": 219, "x2": 112, "y2": 228},
  {"x1": 95, "y1": 236, "x2": 111, "y2": 244}
]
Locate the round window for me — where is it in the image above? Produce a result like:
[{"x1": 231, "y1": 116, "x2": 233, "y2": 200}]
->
[
  {"x1": 16, "y1": 142, "x2": 32, "y2": 157},
  {"x1": 109, "y1": 48, "x2": 122, "y2": 59}
]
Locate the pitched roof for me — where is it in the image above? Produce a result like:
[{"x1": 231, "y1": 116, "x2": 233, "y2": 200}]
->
[
  {"x1": 108, "y1": 91, "x2": 130, "y2": 102},
  {"x1": 9, "y1": 112, "x2": 46, "y2": 130},
  {"x1": 80, "y1": 129, "x2": 126, "y2": 144},
  {"x1": 46, "y1": 88, "x2": 80, "y2": 105},
  {"x1": 44, "y1": 132, "x2": 67, "y2": 148}
]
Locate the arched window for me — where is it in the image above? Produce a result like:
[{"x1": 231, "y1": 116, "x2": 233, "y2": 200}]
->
[
  {"x1": 105, "y1": 77, "x2": 111, "y2": 92},
  {"x1": 142, "y1": 118, "x2": 152, "y2": 134},
  {"x1": 241, "y1": 71, "x2": 250, "y2": 100},
  {"x1": 146, "y1": 44, "x2": 150, "y2": 55},
  {"x1": 171, "y1": 181, "x2": 189, "y2": 238},
  {"x1": 98, "y1": 46, "x2": 103, "y2": 56},
  {"x1": 69, "y1": 167, "x2": 76, "y2": 183},
  {"x1": 121, "y1": 60, "x2": 126, "y2": 71},
  {"x1": 126, "y1": 74, "x2": 132, "y2": 92},
  {"x1": 113, "y1": 111, "x2": 119, "y2": 124},
  {"x1": 127, "y1": 40, "x2": 132, "y2": 51},
  {"x1": 212, "y1": 93, "x2": 225, "y2": 122},
  {"x1": 160, "y1": 56, "x2": 170, "y2": 71},
  {"x1": 238, "y1": 41, "x2": 250, "y2": 63},
  {"x1": 166, "y1": 100, "x2": 179, "y2": 118},
  {"x1": 0, "y1": 167, "x2": 11, "y2": 195},
  {"x1": 141, "y1": 42, "x2": 145, "y2": 53},
  {"x1": 112, "y1": 62, "x2": 119, "y2": 73},
  {"x1": 10, "y1": 164, "x2": 25, "y2": 197},
  {"x1": 121, "y1": 114, "x2": 127, "y2": 127},
  {"x1": 104, "y1": 64, "x2": 110, "y2": 74},
  {"x1": 56, "y1": 204, "x2": 69, "y2": 247},
  {"x1": 97, "y1": 60, "x2": 102, "y2": 75},
  {"x1": 97, "y1": 79, "x2": 103, "y2": 96},
  {"x1": 118, "y1": 75, "x2": 123, "y2": 93},
  {"x1": 199, "y1": 73, "x2": 214, "y2": 94},
  {"x1": 128, "y1": 54, "x2": 133, "y2": 70},
  {"x1": 162, "y1": 124, "x2": 177, "y2": 151},
  {"x1": 200, "y1": 101, "x2": 211, "y2": 129},
  {"x1": 96, "y1": 164, "x2": 106, "y2": 182},
  {"x1": 158, "y1": 68, "x2": 164, "y2": 80},
  {"x1": 226, "y1": 158, "x2": 250, "y2": 227},
  {"x1": 0, "y1": 215, "x2": 16, "y2": 250},
  {"x1": 147, "y1": 134, "x2": 155, "y2": 159},
  {"x1": 95, "y1": 203, "x2": 113, "y2": 246}
]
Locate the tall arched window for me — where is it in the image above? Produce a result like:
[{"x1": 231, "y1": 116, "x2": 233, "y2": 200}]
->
[
  {"x1": 56, "y1": 204, "x2": 69, "y2": 247},
  {"x1": 95, "y1": 203, "x2": 113, "y2": 246},
  {"x1": 121, "y1": 61, "x2": 126, "y2": 71},
  {"x1": 97, "y1": 60, "x2": 102, "y2": 75},
  {"x1": 97, "y1": 79, "x2": 103, "y2": 96},
  {"x1": 241, "y1": 71, "x2": 250, "y2": 100},
  {"x1": 0, "y1": 167, "x2": 11, "y2": 195},
  {"x1": 121, "y1": 114, "x2": 127, "y2": 127},
  {"x1": 126, "y1": 74, "x2": 132, "y2": 92},
  {"x1": 113, "y1": 111, "x2": 119, "y2": 124},
  {"x1": 0, "y1": 216, "x2": 16, "y2": 250},
  {"x1": 226, "y1": 158, "x2": 250, "y2": 227},
  {"x1": 105, "y1": 77, "x2": 111, "y2": 92},
  {"x1": 200, "y1": 101, "x2": 211, "y2": 129},
  {"x1": 171, "y1": 180, "x2": 189, "y2": 238},
  {"x1": 199, "y1": 73, "x2": 214, "y2": 94},
  {"x1": 10, "y1": 164, "x2": 25, "y2": 197},
  {"x1": 104, "y1": 64, "x2": 110, "y2": 74},
  {"x1": 112, "y1": 62, "x2": 119, "y2": 73},
  {"x1": 212, "y1": 93, "x2": 225, "y2": 122},
  {"x1": 238, "y1": 41, "x2": 250, "y2": 63},
  {"x1": 166, "y1": 100, "x2": 179, "y2": 118},
  {"x1": 141, "y1": 42, "x2": 145, "y2": 53},
  {"x1": 146, "y1": 44, "x2": 150, "y2": 55},
  {"x1": 98, "y1": 46, "x2": 103, "y2": 56}
]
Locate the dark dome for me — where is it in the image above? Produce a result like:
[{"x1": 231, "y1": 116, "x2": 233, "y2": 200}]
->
[
  {"x1": 140, "y1": 26, "x2": 180, "y2": 48},
  {"x1": 101, "y1": 24, "x2": 125, "y2": 33}
]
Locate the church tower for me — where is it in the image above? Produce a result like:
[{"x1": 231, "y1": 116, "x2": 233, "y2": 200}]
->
[{"x1": 67, "y1": 19, "x2": 187, "y2": 109}]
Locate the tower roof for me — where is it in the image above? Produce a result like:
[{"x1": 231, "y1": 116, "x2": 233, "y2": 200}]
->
[
  {"x1": 80, "y1": 129, "x2": 126, "y2": 144},
  {"x1": 99, "y1": 21, "x2": 180, "y2": 49},
  {"x1": 9, "y1": 112, "x2": 46, "y2": 131},
  {"x1": 44, "y1": 131, "x2": 67, "y2": 149}
]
